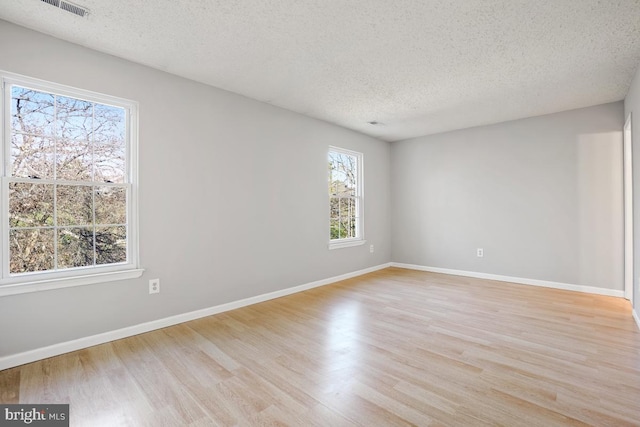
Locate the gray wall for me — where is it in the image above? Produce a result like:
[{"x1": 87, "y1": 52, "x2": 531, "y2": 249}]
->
[
  {"x1": 0, "y1": 21, "x2": 391, "y2": 357},
  {"x1": 625, "y1": 63, "x2": 640, "y2": 310},
  {"x1": 391, "y1": 103, "x2": 624, "y2": 290}
]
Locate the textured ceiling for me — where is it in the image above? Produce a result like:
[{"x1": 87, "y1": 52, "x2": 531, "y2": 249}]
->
[{"x1": 1, "y1": 0, "x2": 640, "y2": 141}]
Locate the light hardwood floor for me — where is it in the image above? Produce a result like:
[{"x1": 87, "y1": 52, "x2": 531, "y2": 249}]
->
[{"x1": 1, "y1": 267, "x2": 640, "y2": 426}]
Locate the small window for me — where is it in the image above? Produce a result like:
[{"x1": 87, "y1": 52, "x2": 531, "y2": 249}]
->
[
  {"x1": 0, "y1": 72, "x2": 141, "y2": 295},
  {"x1": 328, "y1": 146, "x2": 363, "y2": 249}
]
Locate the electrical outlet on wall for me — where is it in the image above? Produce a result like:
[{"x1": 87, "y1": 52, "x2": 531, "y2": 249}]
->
[
  {"x1": 370, "y1": 244, "x2": 374, "y2": 253},
  {"x1": 477, "y1": 248, "x2": 484, "y2": 257},
  {"x1": 149, "y1": 278, "x2": 160, "y2": 294}
]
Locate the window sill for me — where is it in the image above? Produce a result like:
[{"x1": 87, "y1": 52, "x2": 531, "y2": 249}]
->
[
  {"x1": 328, "y1": 239, "x2": 366, "y2": 250},
  {"x1": 0, "y1": 268, "x2": 145, "y2": 297}
]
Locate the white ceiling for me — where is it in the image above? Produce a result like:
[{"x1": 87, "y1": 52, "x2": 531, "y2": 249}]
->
[{"x1": 1, "y1": 0, "x2": 640, "y2": 142}]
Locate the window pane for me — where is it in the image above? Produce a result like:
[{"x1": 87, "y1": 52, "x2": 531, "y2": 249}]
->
[
  {"x1": 10, "y1": 229, "x2": 54, "y2": 273},
  {"x1": 56, "y1": 95, "x2": 93, "y2": 141},
  {"x1": 340, "y1": 216, "x2": 356, "y2": 239},
  {"x1": 332, "y1": 196, "x2": 357, "y2": 239},
  {"x1": 94, "y1": 143, "x2": 125, "y2": 183},
  {"x1": 9, "y1": 183, "x2": 54, "y2": 228},
  {"x1": 330, "y1": 197, "x2": 340, "y2": 219},
  {"x1": 338, "y1": 197, "x2": 355, "y2": 220},
  {"x1": 58, "y1": 227, "x2": 95, "y2": 268},
  {"x1": 340, "y1": 185, "x2": 356, "y2": 198},
  {"x1": 329, "y1": 175, "x2": 355, "y2": 197},
  {"x1": 329, "y1": 180, "x2": 338, "y2": 196},
  {"x1": 56, "y1": 139, "x2": 93, "y2": 181},
  {"x1": 94, "y1": 104, "x2": 126, "y2": 183},
  {"x1": 328, "y1": 161, "x2": 338, "y2": 196},
  {"x1": 11, "y1": 87, "x2": 54, "y2": 136},
  {"x1": 95, "y1": 226, "x2": 126, "y2": 265},
  {"x1": 330, "y1": 217, "x2": 343, "y2": 239},
  {"x1": 329, "y1": 153, "x2": 356, "y2": 197},
  {"x1": 11, "y1": 133, "x2": 55, "y2": 179},
  {"x1": 93, "y1": 104, "x2": 125, "y2": 139},
  {"x1": 95, "y1": 186, "x2": 126, "y2": 225},
  {"x1": 57, "y1": 185, "x2": 93, "y2": 226}
]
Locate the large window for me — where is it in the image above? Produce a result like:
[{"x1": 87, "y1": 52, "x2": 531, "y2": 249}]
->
[
  {"x1": 0, "y1": 72, "x2": 141, "y2": 295},
  {"x1": 328, "y1": 146, "x2": 363, "y2": 249}
]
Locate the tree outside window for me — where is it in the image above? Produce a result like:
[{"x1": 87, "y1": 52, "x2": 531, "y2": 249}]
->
[
  {"x1": 6, "y1": 84, "x2": 130, "y2": 275},
  {"x1": 329, "y1": 147, "x2": 362, "y2": 243}
]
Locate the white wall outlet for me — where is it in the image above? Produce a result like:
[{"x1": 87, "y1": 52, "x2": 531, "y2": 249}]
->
[
  {"x1": 149, "y1": 278, "x2": 160, "y2": 294},
  {"x1": 370, "y1": 244, "x2": 374, "y2": 253},
  {"x1": 477, "y1": 248, "x2": 484, "y2": 257}
]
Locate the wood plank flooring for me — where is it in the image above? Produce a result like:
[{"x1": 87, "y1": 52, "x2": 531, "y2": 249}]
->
[{"x1": 1, "y1": 267, "x2": 639, "y2": 426}]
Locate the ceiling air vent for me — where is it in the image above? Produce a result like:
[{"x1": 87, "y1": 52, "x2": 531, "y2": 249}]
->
[{"x1": 40, "y1": 0, "x2": 90, "y2": 17}]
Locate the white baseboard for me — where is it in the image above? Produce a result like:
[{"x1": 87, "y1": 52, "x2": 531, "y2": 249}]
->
[
  {"x1": 391, "y1": 263, "x2": 625, "y2": 298},
  {"x1": 0, "y1": 263, "x2": 392, "y2": 371},
  {"x1": 633, "y1": 309, "x2": 640, "y2": 331}
]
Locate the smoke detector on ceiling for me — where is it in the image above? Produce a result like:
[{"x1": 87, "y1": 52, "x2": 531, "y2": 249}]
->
[{"x1": 40, "y1": 0, "x2": 89, "y2": 18}]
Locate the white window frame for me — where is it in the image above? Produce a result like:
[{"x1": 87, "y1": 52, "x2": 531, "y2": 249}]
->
[
  {"x1": 0, "y1": 71, "x2": 142, "y2": 296},
  {"x1": 328, "y1": 146, "x2": 365, "y2": 250}
]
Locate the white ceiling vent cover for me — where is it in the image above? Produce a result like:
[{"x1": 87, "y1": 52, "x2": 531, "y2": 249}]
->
[{"x1": 40, "y1": 0, "x2": 89, "y2": 17}]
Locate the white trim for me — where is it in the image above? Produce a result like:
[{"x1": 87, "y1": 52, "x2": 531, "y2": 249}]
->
[
  {"x1": 0, "y1": 268, "x2": 144, "y2": 297},
  {"x1": 391, "y1": 263, "x2": 625, "y2": 298},
  {"x1": 328, "y1": 239, "x2": 366, "y2": 250},
  {"x1": 624, "y1": 113, "x2": 634, "y2": 304},
  {"x1": 1, "y1": 71, "x2": 136, "y2": 108},
  {"x1": 633, "y1": 308, "x2": 640, "y2": 331},
  {"x1": 0, "y1": 263, "x2": 391, "y2": 371}
]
